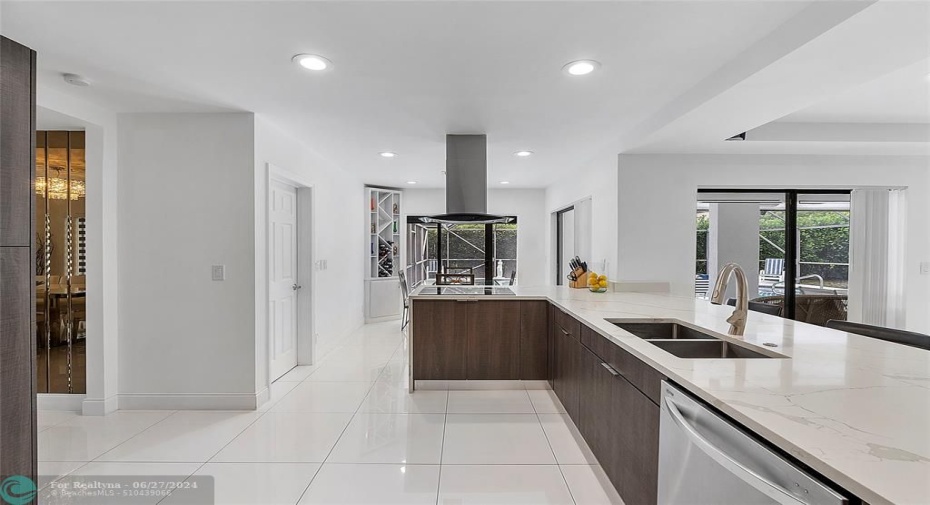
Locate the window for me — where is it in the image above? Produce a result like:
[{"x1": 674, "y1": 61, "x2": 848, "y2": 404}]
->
[{"x1": 406, "y1": 218, "x2": 518, "y2": 286}]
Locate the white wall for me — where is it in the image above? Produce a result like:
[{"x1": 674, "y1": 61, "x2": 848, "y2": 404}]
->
[
  {"x1": 616, "y1": 154, "x2": 930, "y2": 333},
  {"x1": 117, "y1": 113, "x2": 258, "y2": 408},
  {"x1": 37, "y1": 87, "x2": 120, "y2": 415},
  {"x1": 253, "y1": 115, "x2": 366, "y2": 392},
  {"x1": 544, "y1": 152, "x2": 619, "y2": 283},
  {"x1": 403, "y1": 188, "x2": 547, "y2": 286}
]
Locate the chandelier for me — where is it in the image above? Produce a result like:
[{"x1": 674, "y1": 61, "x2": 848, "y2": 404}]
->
[{"x1": 36, "y1": 176, "x2": 85, "y2": 200}]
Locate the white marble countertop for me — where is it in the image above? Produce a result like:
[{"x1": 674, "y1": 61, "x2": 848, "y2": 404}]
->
[{"x1": 410, "y1": 285, "x2": 930, "y2": 504}]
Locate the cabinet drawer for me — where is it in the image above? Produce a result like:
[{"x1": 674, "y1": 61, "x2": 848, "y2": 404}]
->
[
  {"x1": 581, "y1": 325, "x2": 666, "y2": 405},
  {"x1": 555, "y1": 307, "x2": 581, "y2": 340}
]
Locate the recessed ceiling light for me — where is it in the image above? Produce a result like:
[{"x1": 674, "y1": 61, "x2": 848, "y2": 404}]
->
[
  {"x1": 562, "y1": 60, "x2": 601, "y2": 76},
  {"x1": 500, "y1": 181, "x2": 511, "y2": 185},
  {"x1": 514, "y1": 151, "x2": 533, "y2": 157},
  {"x1": 292, "y1": 54, "x2": 332, "y2": 71},
  {"x1": 406, "y1": 181, "x2": 417, "y2": 185},
  {"x1": 380, "y1": 152, "x2": 397, "y2": 158},
  {"x1": 63, "y1": 73, "x2": 90, "y2": 87}
]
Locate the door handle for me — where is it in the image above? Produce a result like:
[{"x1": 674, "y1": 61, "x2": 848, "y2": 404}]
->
[
  {"x1": 292, "y1": 284, "x2": 302, "y2": 291},
  {"x1": 663, "y1": 395, "x2": 804, "y2": 504},
  {"x1": 600, "y1": 362, "x2": 619, "y2": 376}
]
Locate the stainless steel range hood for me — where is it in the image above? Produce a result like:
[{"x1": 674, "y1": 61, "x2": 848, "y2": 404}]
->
[{"x1": 419, "y1": 134, "x2": 514, "y2": 225}]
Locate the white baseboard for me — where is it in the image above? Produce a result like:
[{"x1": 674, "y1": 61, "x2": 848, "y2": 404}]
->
[
  {"x1": 118, "y1": 393, "x2": 261, "y2": 410},
  {"x1": 38, "y1": 394, "x2": 86, "y2": 412},
  {"x1": 254, "y1": 387, "x2": 271, "y2": 409},
  {"x1": 82, "y1": 395, "x2": 119, "y2": 416}
]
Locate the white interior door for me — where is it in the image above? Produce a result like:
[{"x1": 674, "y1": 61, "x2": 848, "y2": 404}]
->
[{"x1": 270, "y1": 180, "x2": 299, "y2": 381}]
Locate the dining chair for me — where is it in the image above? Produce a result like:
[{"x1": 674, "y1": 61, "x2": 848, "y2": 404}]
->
[
  {"x1": 398, "y1": 271, "x2": 410, "y2": 330},
  {"x1": 825, "y1": 320, "x2": 930, "y2": 351}
]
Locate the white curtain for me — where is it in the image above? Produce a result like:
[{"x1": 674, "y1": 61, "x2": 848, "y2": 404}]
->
[{"x1": 848, "y1": 188, "x2": 907, "y2": 328}]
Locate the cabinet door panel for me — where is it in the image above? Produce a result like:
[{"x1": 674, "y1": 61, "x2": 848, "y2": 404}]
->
[
  {"x1": 560, "y1": 327, "x2": 582, "y2": 421},
  {"x1": 520, "y1": 301, "x2": 548, "y2": 380},
  {"x1": 0, "y1": 37, "x2": 35, "y2": 247},
  {"x1": 412, "y1": 300, "x2": 467, "y2": 380},
  {"x1": 548, "y1": 304, "x2": 558, "y2": 387},
  {"x1": 586, "y1": 326, "x2": 666, "y2": 405},
  {"x1": 467, "y1": 301, "x2": 521, "y2": 380},
  {"x1": 613, "y1": 373, "x2": 660, "y2": 505}
]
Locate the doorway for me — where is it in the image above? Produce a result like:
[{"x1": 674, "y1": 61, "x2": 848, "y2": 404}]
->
[
  {"x1": 267, "y1": 169, "x2": 314, "y2": 383},
  {"x1": 555, "y1": 206, "x2": 575, "y2": 286}
]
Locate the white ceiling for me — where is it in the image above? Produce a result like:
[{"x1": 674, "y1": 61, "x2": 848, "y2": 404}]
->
[
  {"x1": 2, "y1": 1, "x2": 928, "y2": 187},
  {"x1": 2, "y1": 0, "x2": 817, "y2": 188},
  {"x1": 779, "y1": 58, "x2": 930, "y2": 124}
]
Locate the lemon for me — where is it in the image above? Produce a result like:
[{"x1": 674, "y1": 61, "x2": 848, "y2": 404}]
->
[
  {"x1": 597, "y1": 274, "x2": 607, "y2": 282},
  {"x1": 598, "y1": 279, "x2": 608, "y2": 288}
]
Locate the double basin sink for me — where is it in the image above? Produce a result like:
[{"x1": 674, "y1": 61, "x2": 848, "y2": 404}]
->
[{"x1": 608, "y1": 321, "x2": 781, "y2": 359}]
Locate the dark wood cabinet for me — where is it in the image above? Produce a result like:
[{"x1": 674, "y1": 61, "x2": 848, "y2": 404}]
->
[
  {"x1": 466, "y1": 300, "x2": 521, "y2": 380},
  {"x1": 520, "y1": 300, "x2": 549, "y2": 380},
  {"x1": 583, "y1": 325, "x2": 666, "y2": 405},
  {"x1": 0, "y1": 35, "x2": 37, "y2": 486},
  {"x1": 613, "y1": 368, "x2": 660, "y2": 505},
  {"x1": 412, "y1": 299, "x2": 548, "y2": 381},
  {"x1": 576, "y1": 324, "x2": 661, "y2": 505},
  {"x1": 411, "y1": 300, "x2": 468, "y2": 380},
  {"x1": 551, "y1": 307, "x2": 583, "y2": 422},
  {"x1": 548, "y1": 304, "x2": 558, "y2": 388}
]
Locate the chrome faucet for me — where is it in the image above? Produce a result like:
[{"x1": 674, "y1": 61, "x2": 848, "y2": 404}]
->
[{"x1": 709, "y1": 262, "x2": 749, "y2": 336}]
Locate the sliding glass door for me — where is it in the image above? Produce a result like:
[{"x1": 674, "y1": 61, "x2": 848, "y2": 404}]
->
[{"x1": 696, "y1": 190, "x2": 850, "y2": 326}]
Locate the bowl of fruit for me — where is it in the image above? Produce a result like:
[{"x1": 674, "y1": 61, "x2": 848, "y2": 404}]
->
[{"x1": 587, "y1": 272, "x2": 609, "y2": 293}]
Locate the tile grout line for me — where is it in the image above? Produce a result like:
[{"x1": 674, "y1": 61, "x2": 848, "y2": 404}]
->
[
  {"x1": 529, "y1": 389, "x2": 579, "y2": 505},
  {"x1": 152, "y1": 407, "x2": 279, "y2": 505},
  {"x1": 436, "y1": 387, "x2": 451, "y2": 505},
  {"x1": 294, "y1": 331, "x2": 405, "y2": 504},
  {"x1": 86, "y1": 409, "x2": 182, "y2": 464}
]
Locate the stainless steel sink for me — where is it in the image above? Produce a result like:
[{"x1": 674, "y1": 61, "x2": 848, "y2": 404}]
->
[
  {"x1": 649, "y1": 340, "x2": 770, "y2": 359},
  {"x1": 611, "y1": 321, "x2": 714, "y2": 340},
  {"x1": 608, "y1": 319, "x2": 781, "y2": 359}
]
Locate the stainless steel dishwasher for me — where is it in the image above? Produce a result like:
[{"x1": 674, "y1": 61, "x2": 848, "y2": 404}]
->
[{"x1": 658, "y1": 382, "x2": 849, "y2": 505}]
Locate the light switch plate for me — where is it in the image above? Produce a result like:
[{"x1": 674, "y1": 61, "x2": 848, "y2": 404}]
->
[
  {"x1": 212, "y1": 265, "x2": 226, "y2": 281},
  {"x1": 920, "y1": 262, "x2": 930, "y2": 275}
]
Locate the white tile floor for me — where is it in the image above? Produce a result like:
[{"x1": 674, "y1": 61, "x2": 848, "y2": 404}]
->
[{"x1": 37, "y1": 322, "x2": 624, "y2": 505}]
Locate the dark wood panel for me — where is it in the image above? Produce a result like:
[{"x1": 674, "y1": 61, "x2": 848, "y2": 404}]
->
[
  {"x1": 519, "y1": 301, "x2": 548, "y2": 380},
  {"x1": 411, "y1": 300, "x2": 467, "y2": 380},
  {"x1": 559, "y1": 325, "x2": 582, "y2": 422},
  {"x1": 555, "y1": 306, "x2": 581, "y2": 341},
  {"x1": 0, "y1": 247, "x2": 37, "y2": 480},
  {"x1": 614, "y1": 372, "x2": 660, "y2": 505},
  {"x1": 547, "y1": 304, "x2": 558, "y2": 387},
  {"x1": 0, "y1": 37, "x2": 35, "y2": 247},
  {"x1": 467, "y1": 301, "x2": 521, "y2": 380},
  {"x1": 0, "y1": 35, "x2": 37, "y2": 487},
  {"x1": 584, "y1": 325, "x2": 666, "y2": 405}
]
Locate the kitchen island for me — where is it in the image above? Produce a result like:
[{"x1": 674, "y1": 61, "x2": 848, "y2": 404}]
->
[{"x1": 408, "y1": 285, "x2": 930, "y2": 505}]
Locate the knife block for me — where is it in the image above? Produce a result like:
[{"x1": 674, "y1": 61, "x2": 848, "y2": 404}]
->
[{"x1": 568, "y1": 267, "x2": 588, "y2": 289}]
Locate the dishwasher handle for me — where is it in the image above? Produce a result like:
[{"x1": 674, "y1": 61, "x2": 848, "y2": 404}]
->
[{"x1": 664, "y1": 395, "x2": 805, "y2": 505}]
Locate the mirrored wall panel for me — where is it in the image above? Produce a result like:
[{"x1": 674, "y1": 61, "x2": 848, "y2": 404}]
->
[{"x1": 35, "y1": 131, "x2": 86, "y2": 394}]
